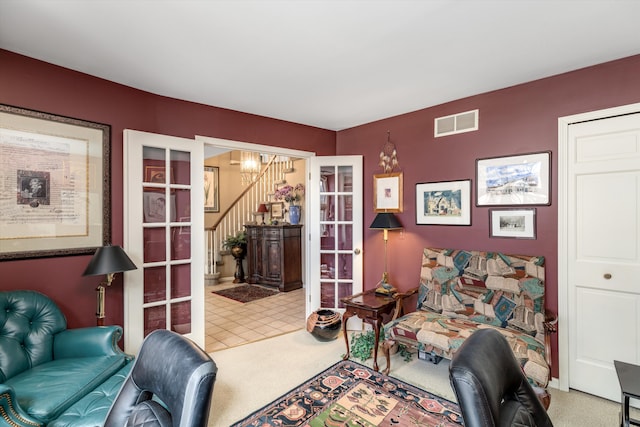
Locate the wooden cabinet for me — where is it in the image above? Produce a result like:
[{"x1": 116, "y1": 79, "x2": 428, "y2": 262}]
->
[{"x1": 245, "y1": 225, "x2": 303, "y2": 292}]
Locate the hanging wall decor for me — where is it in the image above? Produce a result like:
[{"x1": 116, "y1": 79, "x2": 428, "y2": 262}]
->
[{"x1": 374, "y1": 131, "x2": 403, "y2": 212}]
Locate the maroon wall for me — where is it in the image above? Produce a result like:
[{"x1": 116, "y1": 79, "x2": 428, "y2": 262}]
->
[
  {"x1": 0, "y1": 49, "x2": 336, "y2": 328},
  {"x1": 2, "y1": 47, "x2": 640, "y2": 378},
  {"x1": 337, "y1": 54, "x2": 640, "y2": 377}
]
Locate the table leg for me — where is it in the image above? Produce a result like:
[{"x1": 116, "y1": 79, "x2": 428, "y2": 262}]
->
[
  {"x1": 342, "y1": 311, "x2": 355, "y2": 361},
  {"x1": 372, "y1": 318, "x2": 382, "y2": 372}
]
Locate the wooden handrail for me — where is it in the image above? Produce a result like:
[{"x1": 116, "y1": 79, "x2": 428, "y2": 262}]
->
[{"x1": 207, "y1": 154, "x2": 278, "y2": 231}]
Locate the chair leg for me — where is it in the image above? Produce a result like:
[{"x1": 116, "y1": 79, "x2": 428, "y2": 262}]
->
[{"x1": 381, "y1": 339, "x2": 393, "y2": 375}]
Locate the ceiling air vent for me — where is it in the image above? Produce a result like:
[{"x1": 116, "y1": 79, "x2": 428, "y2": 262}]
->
[{"x1": 434, "y1": 109, "x2": 479, "y2": 137}]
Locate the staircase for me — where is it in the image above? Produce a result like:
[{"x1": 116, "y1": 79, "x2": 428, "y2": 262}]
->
[{"x1": 205, "y1": 155, "x2": 295, "y2": 283}]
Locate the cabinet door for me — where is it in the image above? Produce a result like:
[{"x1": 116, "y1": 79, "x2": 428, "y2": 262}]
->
[
  {"x1": 246, "y1": 226, "x2": 263, "y2": 283},
  {"x1": 264, "y1": 237, "x2": 283, "y2": 283}
]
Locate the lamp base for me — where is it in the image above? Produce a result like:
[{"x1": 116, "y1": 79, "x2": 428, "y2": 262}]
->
[{"x1": 375, "y1": 280, "x2": 397, "y2": 296}]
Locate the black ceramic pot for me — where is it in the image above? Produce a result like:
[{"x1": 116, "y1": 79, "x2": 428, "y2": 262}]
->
[{"x1": 306, "y1": 309, "x2": 342, "y2": 341}]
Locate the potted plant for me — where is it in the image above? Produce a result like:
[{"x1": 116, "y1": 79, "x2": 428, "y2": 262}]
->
[
  {"x1": 222, "y1": 230, "x2": 247, "y2": 252},
  {"x1": 347, "y1": 328, "x2": 413, "y2": 363},
  {"x1": 222, "y1": 230, "x2": 248, "y2": 283},
  {"x1": 348, "y1": 329, "x2": 383, "y2": 362}
]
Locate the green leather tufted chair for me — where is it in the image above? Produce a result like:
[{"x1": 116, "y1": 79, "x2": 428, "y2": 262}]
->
[{"x1": 0, "y1": 290, "x2": 130, "y2": 426}]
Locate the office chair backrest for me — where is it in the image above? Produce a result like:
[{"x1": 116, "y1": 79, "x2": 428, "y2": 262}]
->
[{"x1": 104, "y1": 329, "x2": 217, "y2": 427}]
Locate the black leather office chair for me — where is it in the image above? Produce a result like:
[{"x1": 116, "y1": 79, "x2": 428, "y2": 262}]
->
[
  {"x1": 104, "y1": 329, "x2": 217, "y2": 427},
  {"x1": 449, "y1": 328, "x2": 553, "y2": 427}
]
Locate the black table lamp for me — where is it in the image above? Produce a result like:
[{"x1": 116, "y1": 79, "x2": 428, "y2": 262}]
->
[
  {"x1": 83, "y1": 245, "x2": 137, "y2": 326},
  {"x1": 370, "y1": 212, "x2": 402, "y2": 294}
]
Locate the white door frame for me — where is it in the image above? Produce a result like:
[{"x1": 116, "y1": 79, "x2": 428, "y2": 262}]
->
[{"x1": 557, "y1": 101, "x2": 640, "y2": 391}]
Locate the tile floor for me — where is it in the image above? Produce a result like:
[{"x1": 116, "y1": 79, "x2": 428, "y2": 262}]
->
[{"x1": 204, "y1": 282, "x2": 306, "y2": 353}]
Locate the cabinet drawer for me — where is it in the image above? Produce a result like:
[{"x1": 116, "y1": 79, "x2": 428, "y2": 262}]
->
[{"x1": 263, "y1": 229, "x2": 282, "y2": 239}]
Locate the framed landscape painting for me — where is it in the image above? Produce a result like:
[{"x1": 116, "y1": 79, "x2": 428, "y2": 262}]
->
[
  {"x1": 476, "y1": 151, "x2": 551, "y2": 206},
  {"x1": 416, "y1": 179, "x2": 471, "y2": 225}
]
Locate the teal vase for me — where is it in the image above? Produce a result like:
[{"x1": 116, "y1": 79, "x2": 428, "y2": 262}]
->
[{"x1": 289, "y1": 205, "x2": 301, "y2": 225}]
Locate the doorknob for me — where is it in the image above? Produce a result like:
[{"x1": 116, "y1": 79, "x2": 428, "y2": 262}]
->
[
  {"x1": 354, "y1": 248, "x2": 361, "y2": 255},
  {"x1": 604, "y1": 273, "x2": 612, "y2": 280}
]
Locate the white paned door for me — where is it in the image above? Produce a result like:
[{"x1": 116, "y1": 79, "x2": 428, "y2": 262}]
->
[
  {"x1": 308, "y1": 156, "x2": 363, "y2": 321},
  {"x1": 123, "y1": 130, "x2": 204, "y2": 354},
  {"x1": 567, "y1": 113, "x2": 640, "y2": 401}
]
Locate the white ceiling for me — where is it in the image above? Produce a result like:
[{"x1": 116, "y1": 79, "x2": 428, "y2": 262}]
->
[{"x1": 1, "y1": 1, "x2": 639, "y2": 131}]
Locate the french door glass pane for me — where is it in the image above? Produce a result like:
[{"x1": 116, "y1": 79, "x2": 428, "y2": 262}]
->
[
  {"x1": 171, "y1": 226, "x2": 190, "y2": 260},
  {"x1": 144, "y1": 266, "x2": 166, "y2": 303},
  {"x1": 171, "y1": 301, "x2": 191, "y2": 334},
  {"x1": 170, "y1": 150, "x2": 190, "y2": 185},
  {"x1": 144, "y1": 306, "x2": 165, "y2": 337},
  {"x1": 171, "y1": 264, "x2": 191, "y2": 298},
  {"x1": 143, "y1": 228, "x2": 165, "y2": 262},
  {"x1": 143, "y1": 147, "x2": 166, "y2": 183}
]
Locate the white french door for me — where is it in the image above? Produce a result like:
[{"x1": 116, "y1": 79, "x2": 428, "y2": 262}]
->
[
  {"x1": 308, "y1": 156, "x2": 363, "y2": 320},
  {"x1": 123, "y1": 130, "x2": 204, "y2": 354}
]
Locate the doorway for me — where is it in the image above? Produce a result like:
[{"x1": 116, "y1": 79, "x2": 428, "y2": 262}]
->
[{"x1": 199, "y1": 137, "x2": 314, "y2": 352}]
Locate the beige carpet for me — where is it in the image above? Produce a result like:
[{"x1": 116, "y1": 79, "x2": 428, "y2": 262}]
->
[{"x1": 208, "y1": 329, "x2": 625, "y2": 426}]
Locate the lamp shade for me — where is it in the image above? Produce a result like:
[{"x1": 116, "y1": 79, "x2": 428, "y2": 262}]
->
[
  {"x1": 369, "y1": 212, "x2": 402, "y2": 230},
  {"x1": 83, "y1": 245, "x2": 137, "y2": 276},
  {"x1": 257, "y1": 203, "x2": 269, "y2": 213}
]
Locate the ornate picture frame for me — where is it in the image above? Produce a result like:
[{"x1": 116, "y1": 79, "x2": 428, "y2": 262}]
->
[
  {"x1": 0, "y1": 104, "x2": 111, "y2": 260},
  {"x1": 373, "y1": 172, "x2": 403, "y2": 212}
]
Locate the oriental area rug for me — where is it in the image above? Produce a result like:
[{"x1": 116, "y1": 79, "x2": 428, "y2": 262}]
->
[
  {"x1": 231, "y1": 360, "x2": 463, "y2": 427},
  {"x1": 212, "y1": 285, "x2": 279, "y2": 303}
]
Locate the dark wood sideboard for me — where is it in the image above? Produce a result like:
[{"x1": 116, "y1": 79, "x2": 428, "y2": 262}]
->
[{"x1": 245, "y1": 224, "x2": 303, "y2": 292}]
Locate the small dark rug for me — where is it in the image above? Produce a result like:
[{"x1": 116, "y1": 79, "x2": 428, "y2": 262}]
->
[
  {"x1": 212, "y1": 285, "x2": 279, "y2": 303},
  {"x1": 231, "y1": 359, "x2": 463, "y2": 426}
]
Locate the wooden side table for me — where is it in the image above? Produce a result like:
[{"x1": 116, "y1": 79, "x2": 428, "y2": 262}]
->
[
  {"x1": 615, "y1": 360, "x2": 640, "y2": 427},
  {"x1": 340, "y1": 289, "x2": 398, "y2": 371}
]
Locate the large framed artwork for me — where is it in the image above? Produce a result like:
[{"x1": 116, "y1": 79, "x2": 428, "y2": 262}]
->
[
  {"x1": 204, "y1": 166, "x2": 219, "y2": 213},
  {"x1": 489, "y1": 208, "x2": 536, "y2": 239},
  {"x1": 415, "y1": 179, "x2": 471, "y2": 225},
  {"x1": 373, "y1": 172, "x2": 403, "y2": 213},
  {"x1": 0, "y1": 104, "x2": 111, "y2": 259},
  {"x1": 476, "y1": 151, "x2": 551, "y2": 206}
]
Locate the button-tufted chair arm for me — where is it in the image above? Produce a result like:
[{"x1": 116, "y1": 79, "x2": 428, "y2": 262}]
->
[
  {"x1": 53, "y1": 326, "x2": 127, "y2": 359},
  {"x1": 0, "y1": 384, "x2": 43, "y2": 427}
]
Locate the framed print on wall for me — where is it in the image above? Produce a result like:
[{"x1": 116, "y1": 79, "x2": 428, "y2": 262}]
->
[
  {"x1": 490, "y1": 208, "x2": 536, "y2": 239},
  {"x1": 270, "y1": 202, "x2": 284, "y2": 219},
  {"x1": 204, "y1": 166, "x2": 219, "y2": 212},
  {"x1": 0, "y1": 104, "x2": 110, "y2": 260},
  {"x1": 476, "y1": 151, "x2": 551, "y2": 206},
  {"x1": 373, "y1": 172, "x2": 403, "y2": 212},
  {"x1": 416, "y1": 179, "x2": 471, "y2": 225}
]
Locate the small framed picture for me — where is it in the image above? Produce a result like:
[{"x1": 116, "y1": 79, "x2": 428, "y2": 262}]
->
[
  {"x1": 270, "y1": 202, "x2": 284, "y2": 219},
  {"x1": 476, "y1": 151, "x2": 551, "y2": 206},
  {"x1": 204, "y1": 166, "x2": 219, "y2": 213},
  {"x1": 489, "y1": 208, "x2": 536, "y2": 239},
  {"x1": 415, "y1": 179, "x2": 471, "y2": 225},
  {"x1": 373, "y1": 172, "x2": 403, "y2": 212}
]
